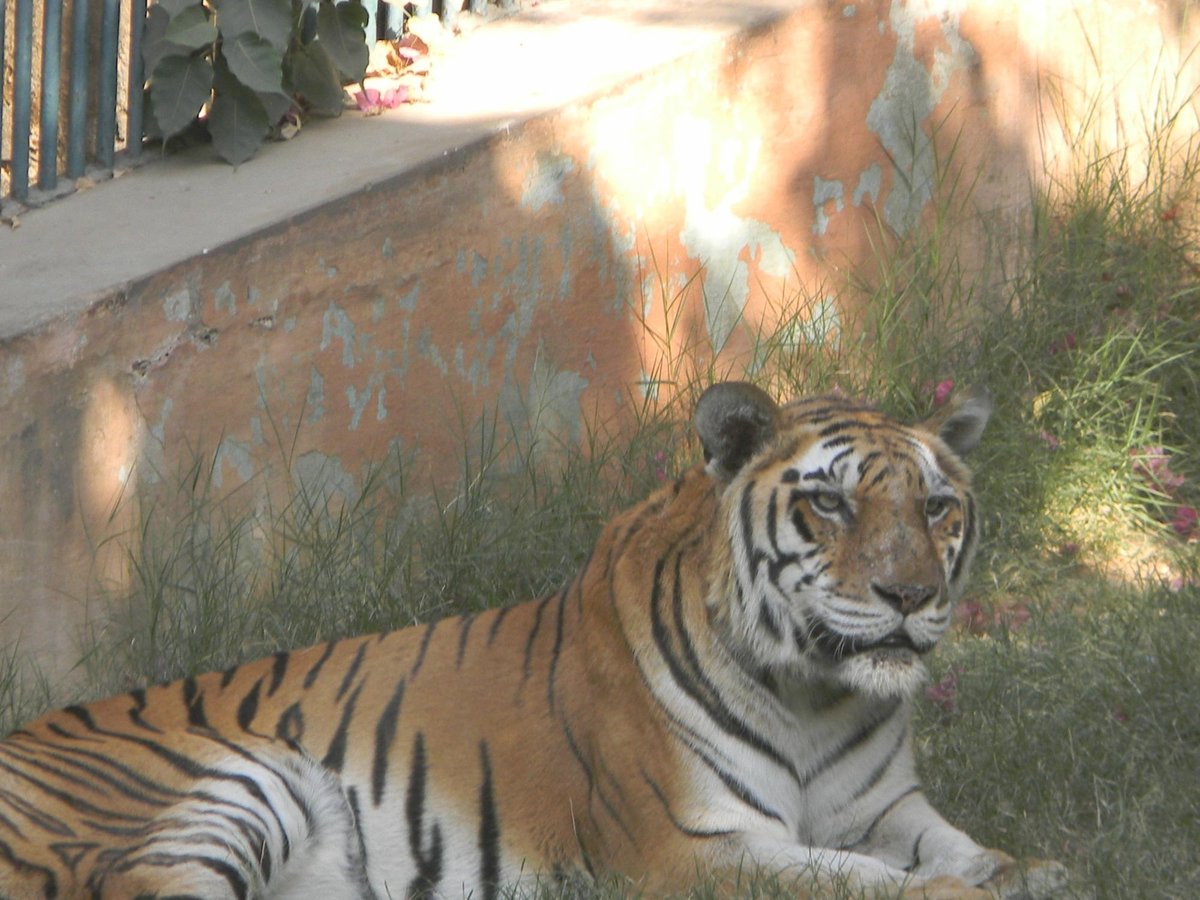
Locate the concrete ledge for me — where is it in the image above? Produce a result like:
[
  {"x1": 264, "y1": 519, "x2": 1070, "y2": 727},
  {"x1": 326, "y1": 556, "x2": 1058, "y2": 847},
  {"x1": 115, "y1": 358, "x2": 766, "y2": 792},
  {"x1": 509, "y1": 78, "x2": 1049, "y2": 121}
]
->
[{"x1": 0, "y1": 0, "x2": 800, "y2": 339}]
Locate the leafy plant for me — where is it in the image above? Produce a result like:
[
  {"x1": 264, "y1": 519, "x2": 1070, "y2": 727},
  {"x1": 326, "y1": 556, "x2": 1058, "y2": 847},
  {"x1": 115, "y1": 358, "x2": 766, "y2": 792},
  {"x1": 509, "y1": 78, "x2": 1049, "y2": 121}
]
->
[{"x1": 142, "y1": 0, "x2": 371, "y2": 164}]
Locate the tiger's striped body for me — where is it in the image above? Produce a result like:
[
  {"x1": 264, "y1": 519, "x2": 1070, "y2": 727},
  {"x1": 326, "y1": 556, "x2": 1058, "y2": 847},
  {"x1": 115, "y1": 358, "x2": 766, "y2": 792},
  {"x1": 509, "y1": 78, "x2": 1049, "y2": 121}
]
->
[{"x1": 0, "y1": 384, "x2": 1066, "y2": 899}]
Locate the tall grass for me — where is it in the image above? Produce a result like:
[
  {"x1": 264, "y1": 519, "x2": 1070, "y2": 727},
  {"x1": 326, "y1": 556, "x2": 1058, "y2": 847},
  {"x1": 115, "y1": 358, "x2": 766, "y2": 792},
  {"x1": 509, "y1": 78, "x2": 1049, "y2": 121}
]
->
[{"x1": 3, "y1": 36, "x2": 1199, "y2": 900}]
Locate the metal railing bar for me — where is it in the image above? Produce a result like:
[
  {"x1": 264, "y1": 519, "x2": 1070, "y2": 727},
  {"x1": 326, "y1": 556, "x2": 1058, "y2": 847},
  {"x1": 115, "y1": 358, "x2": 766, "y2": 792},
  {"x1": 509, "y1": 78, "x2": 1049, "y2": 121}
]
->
[
  {"x1": 11, "y1": 0, "x2": 34, "y2": 200},
  {"x1": 66, "y1": 0, "x2": 90, "y2": 177},
  {"x1": 127, "y1": 0, "x2": 147, "y2": 159},
  {"x1": 38, "y1": 0, "x2": 64, "y2": 191},
  {"x1": 95, "y1": 0, "x2": 120, "y2": 168}
]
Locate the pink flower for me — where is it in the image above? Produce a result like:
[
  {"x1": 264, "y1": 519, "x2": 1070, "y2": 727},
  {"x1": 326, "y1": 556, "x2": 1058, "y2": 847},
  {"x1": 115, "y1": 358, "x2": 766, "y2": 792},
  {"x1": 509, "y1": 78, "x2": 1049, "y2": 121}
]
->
[
  {"x1": 932, "y1": 379, "x2": 954, "y2": 407},
  {"x1": 954, "y1": 598, "x2": 989, "y2": 634},
  {"x1": 654, "y1": 450, "x2": 669, "y2": 482},
  {"x1": 1048, "y1": 333, "x2": 1077, "y2": 355},
  {"x1": 1038, "y1": 430, "x2": 1061, "y2": 449},
  {"x1": 925, "y1": 669, "x2": 960, "y2": 714},
  {"x1": 1131, "y1": 446, "x2": 1186, "y2": 494},
  {"x1": 1171, "y1": 505, "x2": 1198, "y2": 537}
]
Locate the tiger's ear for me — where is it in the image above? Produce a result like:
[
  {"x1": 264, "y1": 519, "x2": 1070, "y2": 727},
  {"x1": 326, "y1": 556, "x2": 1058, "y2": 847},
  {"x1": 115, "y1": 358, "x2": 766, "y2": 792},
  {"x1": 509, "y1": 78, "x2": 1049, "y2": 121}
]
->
[
  {"x1": 694, "y1": 382, "x2": 779, "y2": 480},
  {"x1": 923, "y1": 385, "x2": 993, "y2": 457}
]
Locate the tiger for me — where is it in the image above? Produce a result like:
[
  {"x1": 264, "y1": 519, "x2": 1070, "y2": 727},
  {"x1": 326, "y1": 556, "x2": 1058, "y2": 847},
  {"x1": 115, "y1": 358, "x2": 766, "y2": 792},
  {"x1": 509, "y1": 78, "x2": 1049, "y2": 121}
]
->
[{"x1": 0, "y1": 381, "x2": 1068, "y2": 899}]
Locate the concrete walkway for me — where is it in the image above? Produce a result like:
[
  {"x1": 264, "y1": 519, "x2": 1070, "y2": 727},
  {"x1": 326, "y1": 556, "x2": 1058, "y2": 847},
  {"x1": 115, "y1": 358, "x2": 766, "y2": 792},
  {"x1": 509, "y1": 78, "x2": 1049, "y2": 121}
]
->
[{"x1": 0, "y1": 0, "x2": 800, "y2": 341}]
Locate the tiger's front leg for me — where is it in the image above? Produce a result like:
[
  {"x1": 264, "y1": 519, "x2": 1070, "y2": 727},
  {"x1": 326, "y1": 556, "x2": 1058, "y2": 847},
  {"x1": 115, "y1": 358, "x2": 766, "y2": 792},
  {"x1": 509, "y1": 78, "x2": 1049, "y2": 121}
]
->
[
  {"x1": 703, "y1": 831, "x2": 985, "y2": 898},
  {"x1": 849, "y1": 791, "x2": 1068, "y2": 899}
]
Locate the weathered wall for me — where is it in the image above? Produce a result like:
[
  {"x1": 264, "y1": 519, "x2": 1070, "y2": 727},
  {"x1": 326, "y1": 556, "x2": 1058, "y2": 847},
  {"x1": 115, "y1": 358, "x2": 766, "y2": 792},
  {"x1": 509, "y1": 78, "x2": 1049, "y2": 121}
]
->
[{"x1": 2, "y1": 0, "x2": 1198, "y2": 685}]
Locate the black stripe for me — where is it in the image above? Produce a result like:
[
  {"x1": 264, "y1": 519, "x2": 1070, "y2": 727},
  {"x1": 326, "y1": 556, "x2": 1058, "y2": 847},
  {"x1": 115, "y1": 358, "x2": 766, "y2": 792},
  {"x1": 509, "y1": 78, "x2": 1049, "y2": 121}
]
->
[
  {"x1": 322, "y1": 681, "x2": 364, "y2": 772},
  {"x1": 800, "y1": 700, "x2": 900, "y2": 788},
  {"x1": 486, "y1": 605, "x2": 512, "y2": 646},
  {"x1": 275, "y1": 703, "x2": 305, "y2": 743},
  {"x1": 182, "y1": 678, "x2": 209, "y2": 729},
  {"x1": 405, "y1": 732, "x2": 444, "y2": 897},
  {"x1": 220, "y1": 665, "x2": 239, "y2": 688},
  {"x1": 478, "y1": 741, "x2": 501, "y2": 900},
  {"x1": 849, "y1": 723, "x2": 908, "y2": 802},
  {"x1": 950, "y1": 494, "x2": 976, "y2": 584},
  {"x1": 546, "y1": 589, "x2": 569, "y2": 714},
  {"x1": 641, "y1": 767, "x2": 735, "y2": 839},
  {"x1": 456, "y1": 614, "x2": 476, "y2": 669},
  {"x1": 126, "y1": 690, "x2": 161, "y2": 733},
  {"x1": 267, "y1": 651, "x2": 290, "y2": 696},
  {"x1": 236, "y1": 679, "x2": 263, "y2": 733},
  {"x1": 522, "y1": 595, "x2": 554, "y2": 683},
  {"x1": 336, "y1": 643, "x2": 368, "y2": 701},
  {"x1": 652, "y1": 546, "x2": 799, "y2": 781},
  {"x1": 410, "y1": 621, "x2": 438, "y2": 678},
  {"x1": 113, "y1": 850, "x2": 249, "y2": 900},
  {"x1": 303, "y1": 640, "x2": 338, "y2": 689},
  {"x1": 372, "y1": 678, "x2": 407, "y2": 806}
]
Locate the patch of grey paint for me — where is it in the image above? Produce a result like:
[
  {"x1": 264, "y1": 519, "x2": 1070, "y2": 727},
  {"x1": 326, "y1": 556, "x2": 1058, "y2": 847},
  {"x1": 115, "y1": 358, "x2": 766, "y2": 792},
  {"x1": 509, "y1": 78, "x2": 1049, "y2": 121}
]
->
[
  {"x1": 250, "y1": 416, "x2": 264, "y2": 445},
  {"x1": 843, "y1": 4, "x2": 856, "y2": 15},
  {"x1": 521, "y1": 152, "x2": 575, "y2": 211},
  {"x1": 812, "y1": 176, "x2": 845, "y2": 236},
  {"x1": 558, "y1": 221, "x2": 574, "y2": 300},
  {"x1": 321, "y1": 301, "x2": 357, "y2": 367},
  {"x1": 417, "y1": 327, "x2": 448, "y2": 376},
  {"x1": 383, "y1": 237, "x2": 394, "y2": 259},
  {"x1": 372, "y1": 297, "x2": 386, "y2": 324},
  {"x1": 1, "y1": 357, "x2": 25, "y2": 403},
  {"x1": 283, "y1": 317, "x2": 297, "y2": 333},
  {"x1": 306, "y1": 367, "x2": 325, "y2": 423},
  {"x1": 163, "y1": 288, "x2": 191, "y2": 322},
  {"x1": 139, "y1": 398, "x2": 173, "y2": 485},
  {"x1": 398, "y1": 282, "x2": 420, "y2": 313},
  {"x1": 346, "y1": 381, "x2": 373, "y2": 430},
  {"x1": 677, "y1": 137, "x2": 796, "y2": 349},
  {"x1": 853, "y1": 164, "x2": 883, "y2": 206},
  {"x1": 293, "y1": 450, "x2": 357, "y2": 509},
  {"x1": 499, "y1": 351, "x2": 589, "y2": 454},
  {"x1": 214, "y1": 282, "x2": 236, "y2": 315},
  {"x1": 867, "y1": 4, "x2": 974, "y2": 235},
  {"x1": 248, "y1": 287, "x2": 262, "y2": 307},
  {"x1": 213, "y1": 436, "x2": 254, "y2": 489},
  {"x1": 471, "y1": 253, "x2": 488, "y2": 289},
  {"x1": 376, "y1": 386, "x2": 387, "y2": 422}
]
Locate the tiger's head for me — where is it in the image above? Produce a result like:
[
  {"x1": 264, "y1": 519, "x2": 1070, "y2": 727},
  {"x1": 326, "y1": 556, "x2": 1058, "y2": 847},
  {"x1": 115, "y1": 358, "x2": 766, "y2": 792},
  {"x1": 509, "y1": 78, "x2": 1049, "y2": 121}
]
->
[{"x1": 696, "y1": 382, "x2": 992, "y2": 699}]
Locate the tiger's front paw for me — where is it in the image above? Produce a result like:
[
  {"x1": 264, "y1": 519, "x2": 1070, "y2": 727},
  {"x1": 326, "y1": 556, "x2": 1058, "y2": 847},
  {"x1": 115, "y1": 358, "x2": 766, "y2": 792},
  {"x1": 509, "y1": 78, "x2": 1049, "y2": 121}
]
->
[{"x1": 977, "y1": 851, "x2": 1069, "y2": 900}]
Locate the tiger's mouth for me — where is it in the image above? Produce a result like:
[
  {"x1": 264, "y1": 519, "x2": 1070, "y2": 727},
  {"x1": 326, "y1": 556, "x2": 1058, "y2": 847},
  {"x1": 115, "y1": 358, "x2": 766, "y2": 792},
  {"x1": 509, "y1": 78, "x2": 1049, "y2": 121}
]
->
[{"x1": 806, "y1": 621, "x2": 932, "y2": 660}]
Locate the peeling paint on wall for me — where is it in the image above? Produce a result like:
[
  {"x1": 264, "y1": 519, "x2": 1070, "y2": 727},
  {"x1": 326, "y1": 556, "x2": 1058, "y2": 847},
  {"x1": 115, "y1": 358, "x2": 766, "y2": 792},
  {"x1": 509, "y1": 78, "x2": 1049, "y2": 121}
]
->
[
  {"x1": 868, "y1": 4, "x2": 976, "y2": 235},
  {"x1": 521, "y1": 152, "x2": 576, "y2": 211},
  {"x1": 812, "y1": 176, "x2": 845, "y2": 236},
  {"x1": 321, "y1": 301, "x2": 357, "y2": 368}
]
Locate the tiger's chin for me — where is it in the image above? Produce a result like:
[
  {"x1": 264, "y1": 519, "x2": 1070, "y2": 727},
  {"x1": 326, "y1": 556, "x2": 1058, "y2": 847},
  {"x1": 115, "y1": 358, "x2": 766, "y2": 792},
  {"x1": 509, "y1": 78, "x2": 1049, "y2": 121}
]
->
[{"x1": 830, "y1": 647, "x2": 931, "y2": 699}]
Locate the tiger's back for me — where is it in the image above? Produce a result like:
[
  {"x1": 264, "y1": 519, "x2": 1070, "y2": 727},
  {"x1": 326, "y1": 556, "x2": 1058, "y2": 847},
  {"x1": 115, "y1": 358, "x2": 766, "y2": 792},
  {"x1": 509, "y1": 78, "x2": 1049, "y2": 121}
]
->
[{"x1": 0, "y1": 383, "x2": 1068, "y2": 900}]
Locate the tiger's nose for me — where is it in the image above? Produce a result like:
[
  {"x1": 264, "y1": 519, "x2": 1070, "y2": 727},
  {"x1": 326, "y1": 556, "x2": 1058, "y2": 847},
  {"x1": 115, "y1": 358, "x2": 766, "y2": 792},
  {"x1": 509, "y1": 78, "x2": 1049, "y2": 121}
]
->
[{"x1": 872, "y1": 582, "x2": 938, "y2": 615}]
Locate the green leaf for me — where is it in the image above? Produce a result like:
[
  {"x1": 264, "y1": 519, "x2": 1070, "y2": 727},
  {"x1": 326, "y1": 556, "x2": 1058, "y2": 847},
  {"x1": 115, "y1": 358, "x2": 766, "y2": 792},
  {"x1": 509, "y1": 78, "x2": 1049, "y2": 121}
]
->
[
  {"x1": 150, "y1": 54, "x2": 214, "y2": 137},
  {"x1": 156, "y1": 0, "x2": 200, "y2": 16},
  {"x1": 256, "y1": 90, "x2": 295, "y2": 125},
  {"x1": 222, "y1": 33, "x2": 285, "y2": 94},
  {"x1": 209, "y1": 77, "x2": 271, "y2": 165},
  {"x1": 315, "y1": 0, "x2": 368, "y2": 84},
  {"x1": 218, "y1": 0, "x2": 293, "y2": 52},
  {"x1": 285, "y1": 40, "x2": 343, "y2": 116},
  {"x1": 142, "y1": 5, "x2": 193, "y2": 74},
  {"x1": 164, "y1": 5, "x2": 219, "y2": 50}
]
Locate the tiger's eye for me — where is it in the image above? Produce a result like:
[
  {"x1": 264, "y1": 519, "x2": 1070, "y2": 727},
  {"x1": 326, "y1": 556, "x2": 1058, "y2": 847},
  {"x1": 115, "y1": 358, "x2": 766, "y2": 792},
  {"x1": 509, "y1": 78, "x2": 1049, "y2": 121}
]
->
[
  {"x1": 811, "y1": 491, "x2": 845, "y2": 515},
  {"x1": 925, "y1": 496, "x2": 953, "y2": 520}
]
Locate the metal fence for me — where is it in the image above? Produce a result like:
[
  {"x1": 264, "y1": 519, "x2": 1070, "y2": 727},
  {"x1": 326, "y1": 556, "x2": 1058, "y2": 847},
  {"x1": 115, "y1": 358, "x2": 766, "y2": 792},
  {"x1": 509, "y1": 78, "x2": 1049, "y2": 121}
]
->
[{"x1": 0, "y1": 0, "x2": 514, "y2": 207}]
